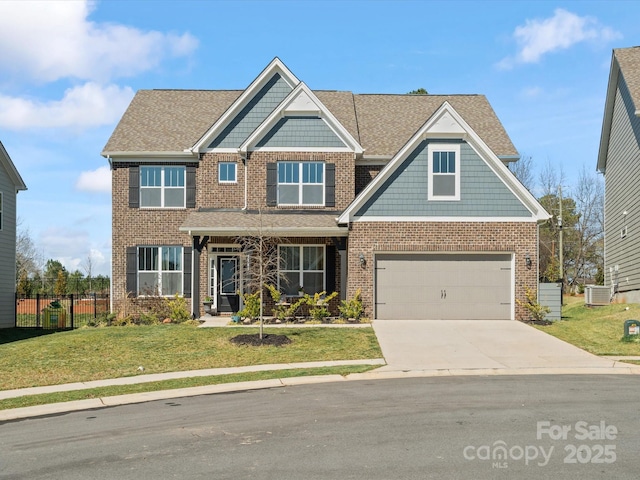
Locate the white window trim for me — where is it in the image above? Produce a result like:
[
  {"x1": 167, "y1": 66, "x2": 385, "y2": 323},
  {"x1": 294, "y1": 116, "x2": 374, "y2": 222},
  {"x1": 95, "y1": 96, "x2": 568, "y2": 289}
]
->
[
  {"x1": 278, "y1": 244, "x2": 326, "y2": 296},
  {"x1": 137, "y1": 246, "x2": 183, "y2": 297},
  {"x1": 140, "y1": 166, "x2": 186, "y2": 209},
  {"x1": 218, "y1": 162, "x2": 237, "y2": 184},
  {"x1": 277, "y1": 161, "x2": 325, "y2": 207},
  {"x1": 427, "y1": 143, "x2": 461, "y2": 201}
]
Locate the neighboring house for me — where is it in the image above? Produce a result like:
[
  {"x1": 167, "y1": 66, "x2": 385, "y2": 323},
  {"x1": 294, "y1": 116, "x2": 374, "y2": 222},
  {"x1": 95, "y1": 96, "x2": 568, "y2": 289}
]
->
[
  {"x1": 0, "y1": 141, "x2": 27, "y2": 328},
  {"x1": 103, "y1": 58, "x2": 549, "y2": 321},
  {"x1": 598, "y1": 46, "x2": 640, "y2": 302}
]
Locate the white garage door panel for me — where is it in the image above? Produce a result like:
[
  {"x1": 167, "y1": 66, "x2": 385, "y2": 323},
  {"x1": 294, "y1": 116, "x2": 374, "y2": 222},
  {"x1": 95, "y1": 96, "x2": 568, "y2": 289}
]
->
[{"x1": 375, "y1": 253, "x2": 512, "y2": 320}]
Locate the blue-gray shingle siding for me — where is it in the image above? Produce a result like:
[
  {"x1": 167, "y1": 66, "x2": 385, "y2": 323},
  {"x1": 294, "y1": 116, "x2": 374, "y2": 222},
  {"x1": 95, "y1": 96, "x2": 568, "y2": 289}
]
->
[
  {"x1": 356, "y1": 140, "x2": 532, "y2": 217},
  {"x1": 255, "y1": 117, "x2": 346, "y2": 148},
  {"x1": 209, "y1": 73, "x2": 292, "y2": 148}
]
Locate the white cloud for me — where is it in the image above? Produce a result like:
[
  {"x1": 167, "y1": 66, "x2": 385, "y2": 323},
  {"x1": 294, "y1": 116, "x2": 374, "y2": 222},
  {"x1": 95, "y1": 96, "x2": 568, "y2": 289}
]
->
[
  {"x1": 498, "y1": 9, "x2": 621, "y2": 69},
  {"x1": 76, "y1": 166, "x2": 112, "y2": 193},
  {"x1": 522, "y1": 86, "x2": 543, "y2": 98},
  {"x1": 0, "y1": 82, "x2": 134, "y2": 130},
  {"x1": 0, "y1": 0, "x2": 198, "y2": 83}
]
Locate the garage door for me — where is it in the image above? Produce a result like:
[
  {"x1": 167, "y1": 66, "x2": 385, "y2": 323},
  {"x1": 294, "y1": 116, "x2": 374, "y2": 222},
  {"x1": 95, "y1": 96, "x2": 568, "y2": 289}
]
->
[{"x1": 375, "y1": 253, "x2": 512, "y2": 320}]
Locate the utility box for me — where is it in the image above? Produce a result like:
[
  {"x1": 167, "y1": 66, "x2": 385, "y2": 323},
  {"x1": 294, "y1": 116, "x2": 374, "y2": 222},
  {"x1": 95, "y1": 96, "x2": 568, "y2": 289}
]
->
[
  {"x1": 539, "y1": 282, "x2": 562, "y2": 321},
  {"x1": 42, "y1": 301, "x2": 67, "y2": 329},
  {"x1": 624, "y1": 320, "x2": 640, "y2": 336}
]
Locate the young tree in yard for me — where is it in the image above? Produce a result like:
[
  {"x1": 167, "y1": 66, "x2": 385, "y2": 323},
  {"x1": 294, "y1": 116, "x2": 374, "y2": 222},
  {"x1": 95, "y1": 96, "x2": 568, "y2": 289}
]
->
[{"x1": 235, "y1": 212, "x2": 286, "y2": 339}]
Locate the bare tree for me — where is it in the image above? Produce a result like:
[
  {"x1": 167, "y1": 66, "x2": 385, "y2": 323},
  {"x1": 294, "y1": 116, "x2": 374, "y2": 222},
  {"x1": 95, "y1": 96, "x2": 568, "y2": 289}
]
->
[
  {"x1": 568, "y1": 166, "x2": 604, "y2": 287},
  {"x1": 16, "y1": 222, "x2": 43, "y2": 290},
  {"x1": 81, "y1": 254, "x2": 93, "y2": 292},
  {"x1": 509, "y1": 154, "x2": 535, "y2": 192},
  {"x1": 538, "y1": 159, "x2": 566, "y2": 198},
  {"x1": 235, "y1": 211, "x2": 288, "y2": 339}
]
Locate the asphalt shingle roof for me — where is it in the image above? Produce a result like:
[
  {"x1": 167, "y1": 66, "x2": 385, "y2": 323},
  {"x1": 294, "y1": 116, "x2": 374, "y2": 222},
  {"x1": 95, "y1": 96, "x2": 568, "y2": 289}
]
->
[
  {"x1": 615, "y1": 46, "x2": 640, "y2": 111},
  {"x1": 103, "y1": 85, "x2": 518, "y2": 158},
  {"x1": 179, "y1": 209, "x2": 347, "y2": 236}
]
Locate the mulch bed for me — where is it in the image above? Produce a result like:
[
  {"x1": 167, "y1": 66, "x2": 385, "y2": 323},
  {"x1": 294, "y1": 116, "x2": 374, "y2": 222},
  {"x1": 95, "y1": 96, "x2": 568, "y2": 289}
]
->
[
  {"x1": 229, "y1": 333, "x2": 292, "y2": 347},
  {"x1": 524, "y1": 319, "x2": 553, "y2": 326}
]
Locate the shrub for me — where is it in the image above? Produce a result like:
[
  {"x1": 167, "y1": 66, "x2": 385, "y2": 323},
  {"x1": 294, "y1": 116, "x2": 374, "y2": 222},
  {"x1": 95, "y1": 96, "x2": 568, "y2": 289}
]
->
[
  {"x1": 238, "y1": 291, "x2": 260, "y2": 320},
  {"x1": 306, "y1": 291, "x2": 338, "y2": 322},
  {"x1": 517, "y1": 287, "x2": 551, "y2": 322},
  {"x1": 166, "y1": 294, "x2": 191, "y2": 323},
  {"x1": 338, "y1": 288, "x2": 364, "y2": 321}
]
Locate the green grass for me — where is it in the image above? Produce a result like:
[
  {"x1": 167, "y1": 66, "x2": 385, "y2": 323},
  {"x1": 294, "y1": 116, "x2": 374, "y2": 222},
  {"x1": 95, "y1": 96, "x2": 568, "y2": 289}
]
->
[
  {"x1": 0, "y1": 365, "x2": 377, "y2": 411},
  {"x1": 0, "y1": 325, "x2": 382, "y2": 391},
  {"x1": 533, "y1": 296, "x2": 640, "y2": 356}
]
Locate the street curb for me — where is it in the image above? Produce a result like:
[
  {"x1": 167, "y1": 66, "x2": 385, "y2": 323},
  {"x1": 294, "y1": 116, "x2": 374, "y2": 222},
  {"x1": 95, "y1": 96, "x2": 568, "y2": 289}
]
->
[{"x1": 2, "y1": 365, "x2": 640, "y2": 422}]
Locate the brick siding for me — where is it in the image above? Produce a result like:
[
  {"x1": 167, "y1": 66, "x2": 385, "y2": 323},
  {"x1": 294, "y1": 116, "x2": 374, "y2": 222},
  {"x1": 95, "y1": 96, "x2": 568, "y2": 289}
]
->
[{"x1": 347, "y1": 221, "x2": 539, "y2": 321}]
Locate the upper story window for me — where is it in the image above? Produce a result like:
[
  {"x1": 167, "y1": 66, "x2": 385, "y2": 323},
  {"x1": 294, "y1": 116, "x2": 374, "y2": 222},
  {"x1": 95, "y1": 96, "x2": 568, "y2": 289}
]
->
[
  {"x1": 428, "y1": 144, "x2": 460, "y2": 201},
  {"x1": 219, "y1": 162, "x2": 237, "y2": 183},
  {"x1": 137, "y1": 246, "x2": 183, "y2": 296},
  {"x1": 277, "y1": 162, "x2": 324, "y2": 206},
  {"x1": 140, "y1": 166, "x2": 185, "y2": 208}
]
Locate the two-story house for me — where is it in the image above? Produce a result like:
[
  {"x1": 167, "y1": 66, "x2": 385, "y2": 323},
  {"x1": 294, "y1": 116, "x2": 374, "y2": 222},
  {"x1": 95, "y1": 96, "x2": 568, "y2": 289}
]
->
[
  {"x1": 597, "y1": 46, "x2": 640, "y2": 302},
  {"x1": 0, "y1": 141, "x2": 27, "y2": 328},
  {"x1": 103, "y1": 58, "x2": 549, "y2": 321}
]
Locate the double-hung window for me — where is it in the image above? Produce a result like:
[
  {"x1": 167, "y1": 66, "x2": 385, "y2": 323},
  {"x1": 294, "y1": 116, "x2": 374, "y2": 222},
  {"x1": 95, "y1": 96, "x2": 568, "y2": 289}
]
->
[
  {"x1": 137, "y1": 246, "x2": 183, "y2": 296},
  {"x1": 428, "y1": 144, "x2": 460, "y2": 201},
  {"x1": 277, "y1": 162, "x2": 324, "y2": 206},
  {"x1": 279, "y1": 245, "x2": 325, "y2": 295},
  {"x1": 140, "y1": 166, "x2": 185, "y2": 208},
  {"x1": 218, "y1": 162, "x2": 237, "y2": 183}
]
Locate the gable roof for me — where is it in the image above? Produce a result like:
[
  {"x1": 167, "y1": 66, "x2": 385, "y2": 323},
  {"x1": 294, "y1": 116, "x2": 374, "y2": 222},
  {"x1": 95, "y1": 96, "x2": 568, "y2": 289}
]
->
[
  {"x1": 239, "y1": 82, "x2": 363, "y2": 154},
  {"x1": 597, "y1": 46, "x2": 640, "y2": 173},
  {"x1": 191, "y1": 57, "x2": 299, "y2": 152},
  {"x1": 339, "y1": 102, "x2": 549, "y2": 223},
  {"x1": 353, "y1": 94, "x2": 518, "y2": 159},
  {"x1": 102, "y1": 58, "x2": 518, "y2": 161},
  {"x1": 0, "y1": 141, "x2": 27, "y2": 191}
]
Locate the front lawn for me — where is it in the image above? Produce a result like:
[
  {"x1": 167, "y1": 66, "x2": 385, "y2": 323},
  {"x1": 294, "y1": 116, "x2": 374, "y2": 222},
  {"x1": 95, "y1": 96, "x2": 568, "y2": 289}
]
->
[
  {"x1": 533, "y1": 295, "x2": 640, "y2": 356},
  {"x1": 0, "y1": 325, "x2": 382, "y2": 390}
]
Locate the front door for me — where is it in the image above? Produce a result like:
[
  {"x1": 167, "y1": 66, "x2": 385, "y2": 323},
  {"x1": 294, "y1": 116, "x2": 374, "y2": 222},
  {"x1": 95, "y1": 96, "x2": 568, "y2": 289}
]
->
[{"x1": 217, "y1": 256, "x2": 240, "y2": 313}]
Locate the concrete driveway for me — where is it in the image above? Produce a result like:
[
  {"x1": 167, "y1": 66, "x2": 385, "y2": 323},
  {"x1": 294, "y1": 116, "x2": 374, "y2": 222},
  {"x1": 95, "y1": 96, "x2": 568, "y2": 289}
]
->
[{"x1": 372, "y1": 320, "x2": 635, "y2": 373}]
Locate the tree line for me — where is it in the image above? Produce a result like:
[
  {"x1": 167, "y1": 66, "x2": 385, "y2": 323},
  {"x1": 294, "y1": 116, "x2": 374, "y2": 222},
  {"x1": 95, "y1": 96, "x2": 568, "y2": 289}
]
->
[
  {"x1": 16, "y1": 227, "x2": 109, "y2": 296},
  {"x1": 510, "y1": 157, "x2": 604, "y2": 291}
]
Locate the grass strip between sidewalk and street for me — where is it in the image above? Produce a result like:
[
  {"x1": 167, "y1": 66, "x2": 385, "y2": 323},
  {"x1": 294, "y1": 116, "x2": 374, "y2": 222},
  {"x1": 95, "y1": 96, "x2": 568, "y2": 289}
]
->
[{"x1": 0, "y1": 364, "x2": 378, "y2": 411}]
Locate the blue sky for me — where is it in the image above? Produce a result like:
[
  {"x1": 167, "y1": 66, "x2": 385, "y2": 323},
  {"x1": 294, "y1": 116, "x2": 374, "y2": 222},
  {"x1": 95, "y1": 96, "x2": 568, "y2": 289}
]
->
[{"x1": 0, "y1": 0, "x2": 637, "y2": 276}]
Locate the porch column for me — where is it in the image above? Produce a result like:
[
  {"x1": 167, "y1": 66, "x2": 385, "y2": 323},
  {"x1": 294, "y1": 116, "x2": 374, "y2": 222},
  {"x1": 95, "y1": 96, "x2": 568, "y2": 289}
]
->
[
  {"x1": 334, "y1": 237, "x2": 347, "y2": 300},
  {"x1": 192, "y1": 235, "x2": 209, "y2": 318}
]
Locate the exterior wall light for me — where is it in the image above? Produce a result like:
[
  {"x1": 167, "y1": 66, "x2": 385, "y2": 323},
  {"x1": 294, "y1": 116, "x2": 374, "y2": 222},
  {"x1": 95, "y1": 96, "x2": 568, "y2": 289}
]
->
[
  {"x1": 525, "y1": 253, "x2": 532, "y2": 269},
  {"x1": 359, "y1": 253, "x2": 366, "y2": 267}
]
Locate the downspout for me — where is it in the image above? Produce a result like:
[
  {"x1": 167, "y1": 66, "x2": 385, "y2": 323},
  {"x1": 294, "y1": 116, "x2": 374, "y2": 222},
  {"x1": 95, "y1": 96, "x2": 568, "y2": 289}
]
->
[{"x1": 240, "y1": 150, "x2": 248, "y2": 211}]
